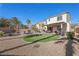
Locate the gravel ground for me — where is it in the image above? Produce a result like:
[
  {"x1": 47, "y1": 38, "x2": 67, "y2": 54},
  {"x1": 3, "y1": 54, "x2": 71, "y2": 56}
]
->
[{"x1": 0, "y1": 36, "x2": 79, "y2": 56}]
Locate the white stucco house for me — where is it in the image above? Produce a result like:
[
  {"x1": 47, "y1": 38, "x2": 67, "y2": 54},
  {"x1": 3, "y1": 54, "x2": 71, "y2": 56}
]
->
[{"x1": 36, "y1": 12, "x2": 71, "y2": 34}]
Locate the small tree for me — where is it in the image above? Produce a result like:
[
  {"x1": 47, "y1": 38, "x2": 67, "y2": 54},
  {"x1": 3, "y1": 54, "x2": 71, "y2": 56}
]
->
[
  {"x1": 67, "y1": 32, "x2": 74, "y2": 39},
  {"x1": 26, "y1": 19, "x2": 32, "y2": 33},
  {"x1": 39, "y1": 23, "x2": 44, "y2": 32},
  {"x1": 32, "y1": 25, "x2": 39, "y2": 32}
]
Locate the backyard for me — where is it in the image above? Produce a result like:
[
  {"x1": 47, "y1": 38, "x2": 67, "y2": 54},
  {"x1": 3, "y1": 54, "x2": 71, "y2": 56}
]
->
[
  {"x1": 23, "y1": 34, "x2": 60, "y2": 42},
  {"x1": 0, "y1": 33, "x2": 79, "y2": 56}
]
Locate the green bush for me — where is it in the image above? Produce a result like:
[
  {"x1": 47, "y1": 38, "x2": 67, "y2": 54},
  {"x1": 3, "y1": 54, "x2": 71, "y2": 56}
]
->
[
  {"x1": 67, "y1": 32, "x2": 74, "y2": 39},
  {"x1": 0, "y1": 31, "x2": 4, "y2": 37}
]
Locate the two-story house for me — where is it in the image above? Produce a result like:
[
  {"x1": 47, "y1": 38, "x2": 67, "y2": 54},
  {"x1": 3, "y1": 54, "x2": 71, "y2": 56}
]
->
[
  {"x1": 36, "y1": 12, "x2": 71, "y2": 34},
  {"x1": 44, "y1": 12, "x2": 71, "y2": 34}
]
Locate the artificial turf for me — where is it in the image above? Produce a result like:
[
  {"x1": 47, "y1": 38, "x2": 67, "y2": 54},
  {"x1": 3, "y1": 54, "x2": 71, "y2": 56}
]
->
[{"x1": 23, "y1": 34, "x2": 60, "y2": 42}]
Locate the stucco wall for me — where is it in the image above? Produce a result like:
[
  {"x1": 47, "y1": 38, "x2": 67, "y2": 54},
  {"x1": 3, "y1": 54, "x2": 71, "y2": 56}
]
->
[
  {"x1": 35, "y1": 12, "x2": 71, "y2": 32},
  {"x1": 74, "y1": 26, "x2": 79, "y2": 37},
  {"x1": 46, "y1": 13, "x2": 69, "y2": 25}
]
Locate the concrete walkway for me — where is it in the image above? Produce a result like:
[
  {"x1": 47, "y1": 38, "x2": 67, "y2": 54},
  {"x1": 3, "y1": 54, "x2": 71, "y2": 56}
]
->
[{"x1": 0, "y1": 34, "x2": 27, "y2": 40}]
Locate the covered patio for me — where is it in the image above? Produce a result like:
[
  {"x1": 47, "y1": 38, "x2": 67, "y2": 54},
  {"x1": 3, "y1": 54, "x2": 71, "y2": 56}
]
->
[{"x1": 46, "y1": 22, "x2": 67, "y2": 35}]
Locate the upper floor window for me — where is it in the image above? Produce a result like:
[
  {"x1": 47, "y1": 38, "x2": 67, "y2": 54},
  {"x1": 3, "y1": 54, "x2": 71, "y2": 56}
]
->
[{"x1": 57, "y1": 15, "x2": 62, "y2": 21}]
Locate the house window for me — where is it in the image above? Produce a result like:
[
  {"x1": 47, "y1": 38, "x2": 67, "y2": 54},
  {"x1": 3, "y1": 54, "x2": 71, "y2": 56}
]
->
[{"x1": 57, "y1": 15, "x2": 62, "y2": 21}]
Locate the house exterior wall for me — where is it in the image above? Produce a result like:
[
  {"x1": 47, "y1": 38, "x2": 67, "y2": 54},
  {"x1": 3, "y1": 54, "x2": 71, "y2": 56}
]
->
[
  {"x1": 35, "y1": 12, "x2": 71, "y2": 33},
  {"x1": 44, "y1": 12, "x2": 71, "y2": 32},
  {"x1": 45, "y1": 13, "x2": 68, "y2": 25},
  {"x1": 74, "y1": 26, "x2": 79, "y2": 37}
]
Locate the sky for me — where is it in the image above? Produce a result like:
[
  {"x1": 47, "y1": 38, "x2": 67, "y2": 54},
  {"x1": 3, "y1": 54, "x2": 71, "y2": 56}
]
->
[{"x1": 0, "y1": 3, "x2": 79, "y2": 25}]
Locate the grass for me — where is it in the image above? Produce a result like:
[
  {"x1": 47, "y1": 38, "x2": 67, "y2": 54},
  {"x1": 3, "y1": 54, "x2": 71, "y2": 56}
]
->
[{"x1": 23, "y1": 34, "x2": 60, "y2": 42}]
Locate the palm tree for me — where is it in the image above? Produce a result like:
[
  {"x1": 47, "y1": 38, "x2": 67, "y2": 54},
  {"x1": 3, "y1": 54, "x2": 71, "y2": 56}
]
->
[
  {"x1": 11, "y1": 17, "x2": 21, "y2": 33},
  {"x1": 26, "y1": 19, "x2": 31, "y2": 25},
  {"x1": 26, "y1": 19, "x2": 32, "y2": 33}
]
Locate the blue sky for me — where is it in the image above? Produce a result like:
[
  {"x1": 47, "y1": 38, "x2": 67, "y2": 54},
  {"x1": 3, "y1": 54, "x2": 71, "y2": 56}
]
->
[{"x1": 0, "y1": 3, "x2": 79, "y2": 25}]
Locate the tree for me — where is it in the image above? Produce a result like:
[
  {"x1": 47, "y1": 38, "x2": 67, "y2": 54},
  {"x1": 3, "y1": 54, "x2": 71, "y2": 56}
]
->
[
  {"x1": 26, "y1": 19, "x2": 32, "y2": 33},
  {"x1": 39, "y1": 23, "x2": 44, "y2": 32},
  {"x1": 0, "y1": 17, "x2": 22, "y2": 33},
  {"x1": 26, "y1": 19, "x2": 31, "y2": 25},
  {"x1": 0, "y1": 17, "x2": 12, "y2": 33},
  {"x1": 20, "y1": 24, "x2": 25, "y2": 29},
  {"x1": 0, "y1": 17, "x2": 10, "y2": 27},
  {"x1": 11, "y1": 17, "x2": 21, "y2": 33},
  {"x1": 32, "y1": 25, "x2": 38, "y2": 32}
]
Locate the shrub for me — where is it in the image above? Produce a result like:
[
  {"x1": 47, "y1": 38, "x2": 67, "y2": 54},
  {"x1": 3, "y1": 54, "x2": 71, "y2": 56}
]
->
[
  {"x1": 66, "y1": 32, "x2": 74, "y2": 39},
  {"x1": 0, "y1": 31, "x2": 4, "y2": 37}
]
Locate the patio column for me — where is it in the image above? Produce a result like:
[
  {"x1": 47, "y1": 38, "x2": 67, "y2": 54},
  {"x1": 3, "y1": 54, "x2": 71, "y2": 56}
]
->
[
  {"x1": 67, "y1": 23, "x2": 71, "y2": 32},
  {"x1": 60, "y1": 23, "x2": 65, "y2": 36},
  {"x1": 60, "y1": 23, "x2": 63, "y2": 29}
]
